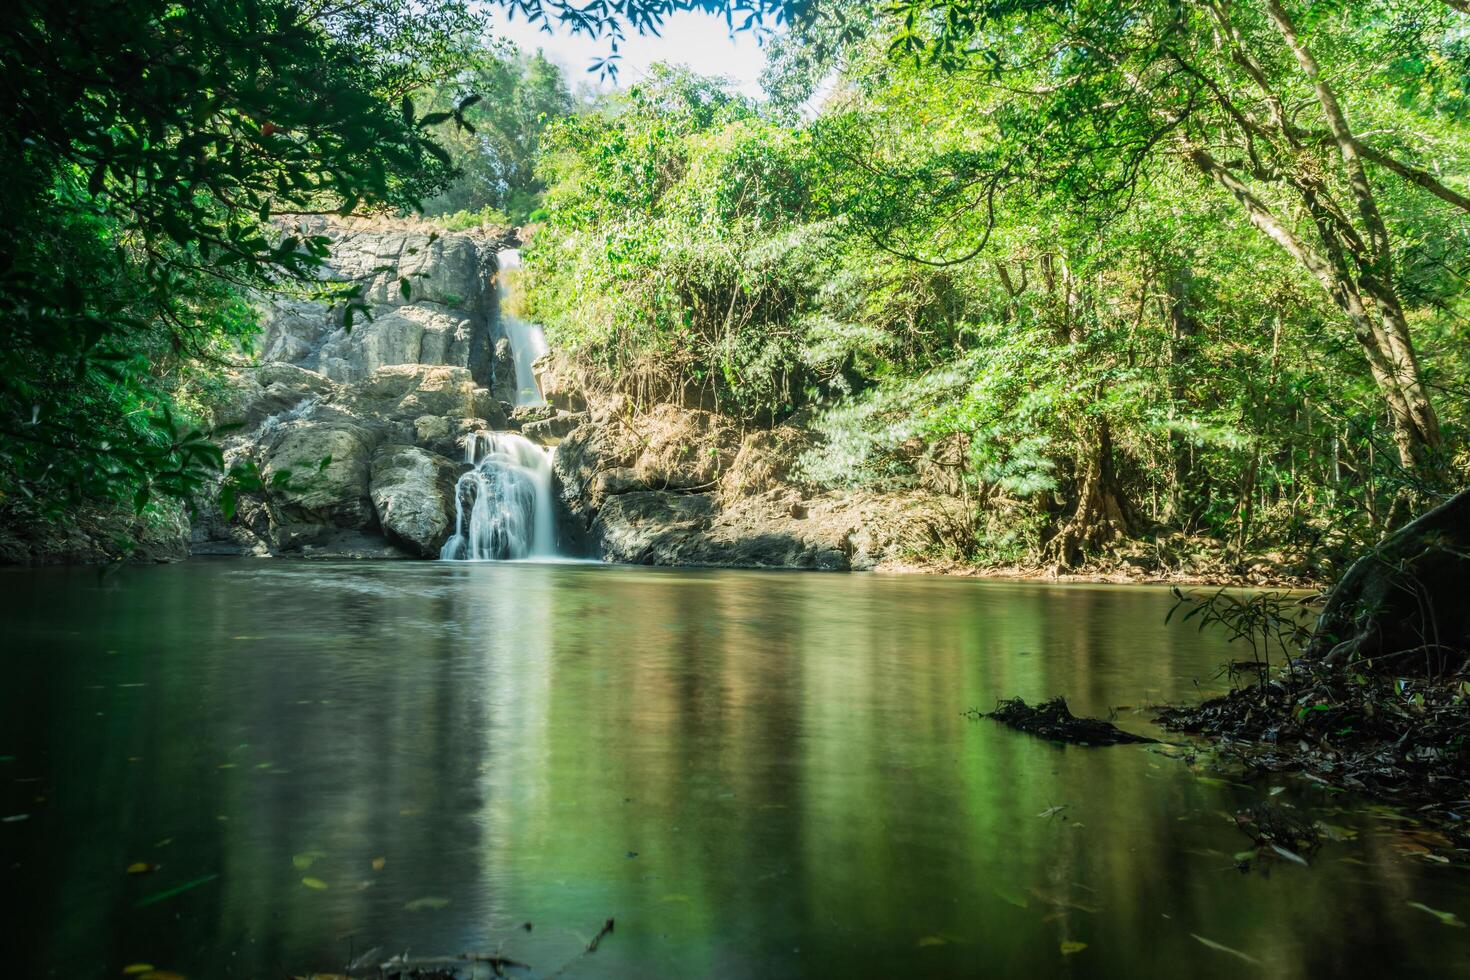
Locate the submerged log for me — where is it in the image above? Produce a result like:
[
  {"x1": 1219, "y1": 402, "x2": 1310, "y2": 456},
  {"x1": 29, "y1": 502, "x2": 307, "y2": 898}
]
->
[
  {"x1": 985, "y1": 696, "x2": 1155, "y2": 745},
  {"x1": 1309, "y1": 488, "x2": 1470, "y2": 672}
]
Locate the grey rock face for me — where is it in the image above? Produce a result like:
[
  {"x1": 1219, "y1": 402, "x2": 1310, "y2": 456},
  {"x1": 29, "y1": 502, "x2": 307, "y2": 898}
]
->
[
  {"x1": 256, "y1": 224, "x2": 494, "y2": 387},
  {"x1": 521, "y1": 411, "x2": 586, "y2": 446},
  {"x1": 193, "y1": 358, "x2": 500, "y2": 559},
  {"x1": 369, "y1": 445, "x2": 460, "y2": 557}
]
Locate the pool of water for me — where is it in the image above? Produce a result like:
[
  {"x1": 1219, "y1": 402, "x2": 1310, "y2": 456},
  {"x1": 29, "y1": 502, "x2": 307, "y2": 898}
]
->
[{"x1": 2, "y1": 560, "x2": 1468, "y2": 978}]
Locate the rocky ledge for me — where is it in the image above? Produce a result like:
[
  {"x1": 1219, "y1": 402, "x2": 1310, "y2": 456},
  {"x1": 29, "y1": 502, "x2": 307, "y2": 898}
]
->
[
  {"x1": 547, "y1": 379, "x2": 970, "y2": 572},
  {"x1": 110, "y1": 218, "x2": 963, "y2": 571}
]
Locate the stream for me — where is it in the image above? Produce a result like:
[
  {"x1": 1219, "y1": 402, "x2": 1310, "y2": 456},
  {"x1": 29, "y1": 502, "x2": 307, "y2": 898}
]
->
[{"x1": 2, "y1": 561, "x2": 1468, "y2": 977}]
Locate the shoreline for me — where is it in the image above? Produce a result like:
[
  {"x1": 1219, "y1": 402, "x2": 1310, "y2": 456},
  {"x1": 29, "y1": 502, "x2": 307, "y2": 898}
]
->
[{"x1": 9, "y1": 550, "x2": 1324, "y2": 592}]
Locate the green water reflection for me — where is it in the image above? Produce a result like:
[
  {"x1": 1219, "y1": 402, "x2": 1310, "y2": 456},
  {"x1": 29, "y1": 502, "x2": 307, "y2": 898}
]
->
[{"x1": 1, "y1": 561, "x2": 1467, "y2": 978}]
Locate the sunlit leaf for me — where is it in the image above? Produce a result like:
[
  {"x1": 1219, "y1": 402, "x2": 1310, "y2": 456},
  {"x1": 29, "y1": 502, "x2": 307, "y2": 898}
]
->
[
  {"x1": 1409, "y1": 902, "x2": 1466, "y2": 928},
  {"x1": 1190, "y1": 934, "x2": 1263, "y2": 966}
]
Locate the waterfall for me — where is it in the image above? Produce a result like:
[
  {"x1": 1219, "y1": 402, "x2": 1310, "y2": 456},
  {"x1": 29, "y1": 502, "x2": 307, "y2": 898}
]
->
[
  {"x1": 495, "y1": 249, "x2": 549, "y2": 406},
  {"x1": 439, "y1": 246, "x2": 562, "y2": 562},
  {"x1": 440, "y1": 432, "x2": 556, "y2": 561}
]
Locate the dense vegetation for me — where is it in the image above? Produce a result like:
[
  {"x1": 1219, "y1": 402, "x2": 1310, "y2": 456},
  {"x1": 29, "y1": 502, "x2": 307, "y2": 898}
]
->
[
  {"x1": 0, "y1": 0, "x2": 1465, "y2": 577},
  {"x1": 522, "y1": 0, "x2": 1470, "y2": 573},
  {"x1": 0, "y1": 0, "x2": 490, "y2": 539}
]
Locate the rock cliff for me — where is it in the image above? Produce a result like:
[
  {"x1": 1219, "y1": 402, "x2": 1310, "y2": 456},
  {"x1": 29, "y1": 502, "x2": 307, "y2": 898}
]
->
[{"x1": 193, "y1": 221, "x2": 510, "y2": 559}]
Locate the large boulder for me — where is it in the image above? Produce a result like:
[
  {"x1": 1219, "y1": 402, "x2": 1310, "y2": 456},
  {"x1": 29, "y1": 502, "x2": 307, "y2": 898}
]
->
[
  {"x1": 533, "y1": 350, "x2": 588, "y2": 412},
  {"x1": 369, "y1": 445, "x2": 460, "y2": 557},
  {"x1": 553, "y1": 403, "x2": 740, "y2": 518},
  {"x1": 592, "y1": 492, "x2": 720, "y2": 565},
  {"x1": 260, "y1": 418, "x2": 378, "y2": 544},
  {"x1": 311, "y1": 304, "x2": 478, "y2": 383},
  {"x1": 210, "y1": 362, "x2": 340, "y2": 431},
  {"x1": 0, "y1": 499, "x2": 190, "y2": 565},
  {"x1": 342, "y1": 364, "x2": 495, "y2": 425},
  {"x1": 589, "y1": 484, "x2": 966, "y2": 571}
]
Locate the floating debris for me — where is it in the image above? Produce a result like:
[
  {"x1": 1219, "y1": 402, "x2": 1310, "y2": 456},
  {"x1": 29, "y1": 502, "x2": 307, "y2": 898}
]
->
[{"x1": 981, "y1": 697, "x2": 1155, "y2": 745}]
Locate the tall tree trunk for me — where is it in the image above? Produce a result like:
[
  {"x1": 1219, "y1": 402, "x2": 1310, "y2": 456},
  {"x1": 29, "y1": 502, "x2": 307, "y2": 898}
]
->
[
  {"x1": 1262, "y1": 0, "x2": 1442, "y2": 471},
  {"x1": 1185, "y1": 146, "x2": 1437, "y2": 474},
  {"x1": 1166, "y1": 267, "x2": 1200, "y2": 528},
  {"x1": 1049, "y1": 417, "x2": 1138, "y2": 569}
]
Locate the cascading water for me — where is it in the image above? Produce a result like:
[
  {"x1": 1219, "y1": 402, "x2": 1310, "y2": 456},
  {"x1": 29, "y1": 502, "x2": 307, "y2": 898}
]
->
[
  {"x1": 440, "y1": 432, "x2": 556, "y2": 560},
  {"x1": 440, "y1": 248, "x2": 559, "y2": 561},
  {"x1": 496, "y1": 249, "x2": 549, "y2": 407}
]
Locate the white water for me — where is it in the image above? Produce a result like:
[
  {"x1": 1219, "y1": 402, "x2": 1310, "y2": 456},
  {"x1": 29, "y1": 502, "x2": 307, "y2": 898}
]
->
[
  {"x1": 439, "y1": 432, "x2": 556, "y2": 561},
  {"x1": 439, "y1": 248, "x2": 560, "y2": 562},
  {"x1": 496, "y1": 249, "x2": 549, "y2": 407}
]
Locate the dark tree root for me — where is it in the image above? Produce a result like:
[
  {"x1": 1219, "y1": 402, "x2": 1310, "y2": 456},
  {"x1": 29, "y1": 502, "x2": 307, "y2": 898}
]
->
[
  {"x1": 1309, "y1": 487, "x2": 1470, "y2": 674},
  {"x1": 982, "y1": 696, "x2": 1156, "y2": 745}
]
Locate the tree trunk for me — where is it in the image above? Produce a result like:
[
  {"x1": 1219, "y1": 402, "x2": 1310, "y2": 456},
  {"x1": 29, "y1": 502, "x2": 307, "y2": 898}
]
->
[
  {"x1": 1049, "y1": 418, "x2": 1138, "y2": 568},
  {"x1": 1185, "y1": 146, "x2": 1438, "y2": 475},
  {"x1": 1262, "y1": 0, "x2": 1442, "y2": 472},
  {"x1": 1166, "y1": 267, "x2": 1200, "y2": 527}
]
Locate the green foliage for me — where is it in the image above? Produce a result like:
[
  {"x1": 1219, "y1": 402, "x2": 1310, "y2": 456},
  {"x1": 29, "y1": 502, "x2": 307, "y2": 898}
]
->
[
  {"x1": 0, "y1": 0, "x2": 482, "y2": 520},
  {"x1": 420, "y1": 45, "x2": 578, "y2": 224},
  {"x1": 527, "y1": 1, "x2": 1469, "y2": 569}
]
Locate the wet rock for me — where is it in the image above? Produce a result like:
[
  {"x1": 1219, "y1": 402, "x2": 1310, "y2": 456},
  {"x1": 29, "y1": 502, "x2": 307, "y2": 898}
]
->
[
  {"x1": 261, "y1": 418, "x2": 377, "y2": 536},
  {"x1": 369, "y1": 445, "x2": 459, "y2": 557},
  {"x1": 491, "y1": 336, "x2": 518, "y2": 405}
]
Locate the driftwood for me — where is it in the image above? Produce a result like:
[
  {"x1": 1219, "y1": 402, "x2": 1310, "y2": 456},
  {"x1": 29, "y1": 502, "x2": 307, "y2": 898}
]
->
[{"x1": 984, "y1": 696, "x2": 1155, "y2": 745}]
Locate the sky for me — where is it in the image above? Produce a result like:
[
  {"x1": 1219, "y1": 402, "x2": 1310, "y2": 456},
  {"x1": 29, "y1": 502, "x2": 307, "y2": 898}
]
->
[{"x1": 486, "y1": 9, "x2": 776, "y2": 99}]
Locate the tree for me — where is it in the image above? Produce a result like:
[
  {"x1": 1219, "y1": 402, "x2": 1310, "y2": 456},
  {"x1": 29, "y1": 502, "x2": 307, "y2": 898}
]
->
[
  {"x1": 0, "y1": 0, "x2": 482, "y2": 515},
  {"x1": 877, "y1": 0, "x2": 1467, "y2": 479},
  {"x1": 421, "y1": 46, "x2": 578, "y2": 223}
]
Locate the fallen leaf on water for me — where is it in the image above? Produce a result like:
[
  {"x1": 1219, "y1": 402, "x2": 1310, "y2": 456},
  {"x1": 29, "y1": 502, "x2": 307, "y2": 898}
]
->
[
  {"x1": 371, "y1": 857, "x2": 386, "y2": 871},
  {"x1": 917, "y1": 936, "x2": 946, "y2": 948},
  {"x1": 1409, "y1": 902, "x2": 1466, "y2": 928},
  {"x1": 292, "y1": 851, "x2": 326, "y2": 871},
  {"x1": 1269, "y1": 844, "x2": 1309, "y2": 867},
  {"x1": 993, "y1": 888, "x2": 1029, "y2": 909},
  {"x1": 1190, "y1": 934, "x2": 1263, "y2": 966},
  {"x1": 126, "y1": 862, "x2": 158, "y2": 875},
  {"x1": 1060, "y1": 941, "x2": 1087, "y2": 955},
  {"x1": 301, "y1": 877, "x2": 328, "y2": 890},
  {"x1": 404, "y1": 896, "x2": 450, "y2": 911},
  {"x1": 134, "y1": 873, "x2": 219, "y2": 908},
  {"x1": 122, "y1": 965, "x2": 153, "y2": 975}
]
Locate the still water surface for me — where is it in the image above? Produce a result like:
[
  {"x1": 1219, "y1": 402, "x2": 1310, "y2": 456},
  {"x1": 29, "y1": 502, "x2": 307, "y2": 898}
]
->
[{"x1": 2, "y1": 560, "x2": 1469, "y2": 978}]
